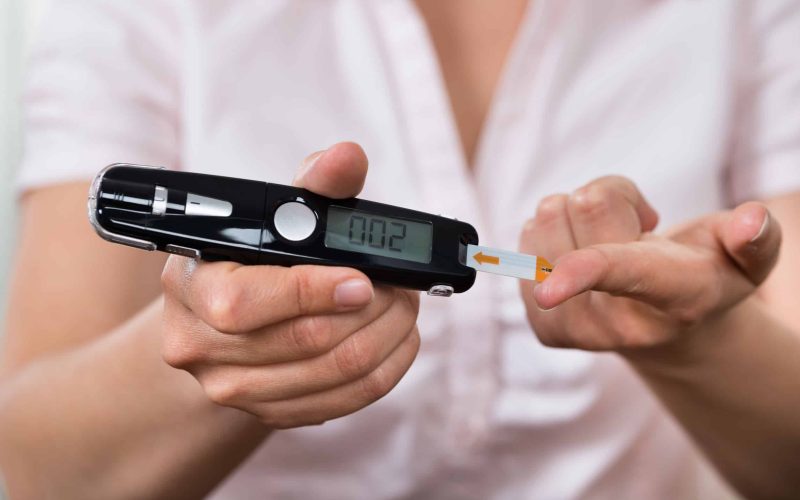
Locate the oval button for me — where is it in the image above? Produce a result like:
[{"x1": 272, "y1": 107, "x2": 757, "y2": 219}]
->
[{"x1": 274, "y1": 201, "x2": 317, "y2": 242}]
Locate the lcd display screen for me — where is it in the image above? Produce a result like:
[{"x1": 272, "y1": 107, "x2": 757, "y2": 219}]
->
[{"x1": 325, "y1": 206, "x2": 433, "y2": 264}]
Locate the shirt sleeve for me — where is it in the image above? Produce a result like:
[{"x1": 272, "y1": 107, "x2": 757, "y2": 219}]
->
[
  {"x1": 727, "y1": 0, "x2": 800, "y2": 204},
  {"x1": 15, "y1": 0, "x2": 183, "y2": 195}
]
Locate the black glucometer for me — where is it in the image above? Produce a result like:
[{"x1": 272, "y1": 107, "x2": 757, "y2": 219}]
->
[{"x1": 88, "y1": 164, "x2": 479, "y2": 296}]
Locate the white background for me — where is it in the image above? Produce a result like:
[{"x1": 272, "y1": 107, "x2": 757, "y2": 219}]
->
[
  {"x1": 0, "y1": 1, "x2": 47, "y2": 493},
  {"x1": 0, "y1": 0, "x2": 48, "y2": 319}
]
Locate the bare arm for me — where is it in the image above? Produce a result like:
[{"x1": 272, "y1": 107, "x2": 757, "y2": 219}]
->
[
  {"x1": 520, "y1": 179, "x2": 800, "y2": 499},
  {"x1": 625, "y1": 193, "x2": 800, "y2": 499},
  {"x1": 0, "y1": 143, "x2": 420, "y2": 499},
  {"x1": 0, "y1": 182, "x2": 268, "y2": 499}
]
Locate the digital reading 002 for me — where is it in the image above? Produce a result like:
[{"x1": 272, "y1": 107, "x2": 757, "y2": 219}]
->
[{"x1": 324, "y1": 206, "x2": 433, "y2": 264}]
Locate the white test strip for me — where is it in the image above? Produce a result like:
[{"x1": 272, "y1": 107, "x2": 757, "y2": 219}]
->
[{"x1": 466, "y1": 244, "x2": 553, "y2": 282}]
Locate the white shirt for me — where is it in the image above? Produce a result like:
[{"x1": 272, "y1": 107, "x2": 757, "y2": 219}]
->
[{"x1": 18, "y1": 1, "x2": 800, "y2": 498}]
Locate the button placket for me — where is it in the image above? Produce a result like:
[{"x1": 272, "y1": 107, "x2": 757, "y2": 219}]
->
[{"x1": 371, "y1": 0, "x2": 497, "y2": 459}]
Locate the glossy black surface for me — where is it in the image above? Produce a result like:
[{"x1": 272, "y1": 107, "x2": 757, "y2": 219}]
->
[
  {"x1": 95, "y1": 165, "x2": 265, "y2": 264},
  {"x1": 259, "y1": 184, "x2": 478, "y2": 292},
  {"x1": 92, "y1": 164, "x2": 478, "y2": 293}
]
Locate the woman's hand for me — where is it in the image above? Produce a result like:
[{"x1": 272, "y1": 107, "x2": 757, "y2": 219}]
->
[
  {"x1": 519, "y1": 176, "x2": 782, "y2": 354},
  {"x1": 161, "y1": 143, "x2": 421, "y2": 429}
]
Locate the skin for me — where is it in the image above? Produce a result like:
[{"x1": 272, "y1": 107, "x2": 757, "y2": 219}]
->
[
  {"x1": 414, "y1": 0, "x2": 529, "y2": 166},
  {"x1": 1, "y1": 1, "x2": 799, "y2": 498},
  {"x1": 519, "y1": 180, "x2": 800, "y2": 498},
  {"x1": 0, "y1": 143, "x2": 420, "y2": 499}
]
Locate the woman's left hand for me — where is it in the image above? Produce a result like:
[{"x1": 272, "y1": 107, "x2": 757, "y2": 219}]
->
[{"x1": 520, "y1": 176, "x2": 782, "y2": 354}]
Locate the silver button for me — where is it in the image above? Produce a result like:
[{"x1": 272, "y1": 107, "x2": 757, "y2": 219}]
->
[
  {"x1": 153, "y1": 185, "x2": 168, "y2": 216},
  {"x1": 274, "y1": 201, "x2": 317, "y2": 242},
  {"x1": 427, "y1": 285, "x2": 454, "y2": 297},
  {"x1": 185, "y1": 193, "x2": 233, "y2": 217}
]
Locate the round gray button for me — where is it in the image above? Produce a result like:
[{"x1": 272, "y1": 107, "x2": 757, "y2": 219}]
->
[{"x1": 274, "y1": 201, "x2": 317, "y2": 241}]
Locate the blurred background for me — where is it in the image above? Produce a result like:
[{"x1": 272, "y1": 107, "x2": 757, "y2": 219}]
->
[{"x1": 0, "y1": 0, "x2": 49, "y2": 321}]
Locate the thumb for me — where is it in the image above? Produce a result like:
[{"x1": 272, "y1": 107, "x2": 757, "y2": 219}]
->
[
  {"x1": 719, "y1": 202, "x2": 782, "y2": 286},
  {"x1": 293, "y1": 142, "x2": 369, "y2": 199}
]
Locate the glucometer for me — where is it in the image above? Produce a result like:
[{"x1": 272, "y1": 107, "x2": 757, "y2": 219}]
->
[
  {"x1": 88, "y1": 164, "x2": 551, "y2": 296},
  {"x1": 90, "y1": 164, "x2": 481, "y2": 295}
]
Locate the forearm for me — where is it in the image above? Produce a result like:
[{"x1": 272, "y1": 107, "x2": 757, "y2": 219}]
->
[
  {"x1": 0, "y1": 300, "x2": 270, "y2": 500},
  {"x1": 625, "y1": 297, "x2": 800, "y2": 499}
]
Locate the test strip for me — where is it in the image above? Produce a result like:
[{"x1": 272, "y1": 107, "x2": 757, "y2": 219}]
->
[{"x1": 466, "y1": 244, "x2": 552, "y2": 282}]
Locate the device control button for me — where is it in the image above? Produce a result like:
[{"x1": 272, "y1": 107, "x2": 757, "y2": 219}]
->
[
  {"x1": 427, "y1": 285, "x2": 454, "y2": 297},
  {"x1": 185, "y1": 193, "x2": 233, "y2": 217},
  {"x1": 153, "y1": 185, "x2": 168, "y2": 216},
  {"x1": 165, "y1": 244, "x2": 201, "y2": 259},
  {"x1": 274, "y1": 201, "x2": 317, "y2": 242}
]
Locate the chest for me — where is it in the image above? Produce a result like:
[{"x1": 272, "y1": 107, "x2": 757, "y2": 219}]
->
[
  {"x1": 184, "y1": 0, "x2": 741, "y2": 240},
  {"x1": 413, "y1": 0, "x2": 530, "y2": 166}
]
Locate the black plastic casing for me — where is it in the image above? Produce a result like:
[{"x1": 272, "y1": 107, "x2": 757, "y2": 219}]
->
[{"x1": 91, "y1": 164, "x2": 479, "y2": 293}]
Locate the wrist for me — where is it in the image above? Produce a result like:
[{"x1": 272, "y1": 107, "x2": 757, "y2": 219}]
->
[{"x1": 619, "y1": 298, "x2": 759, "y2": 379}]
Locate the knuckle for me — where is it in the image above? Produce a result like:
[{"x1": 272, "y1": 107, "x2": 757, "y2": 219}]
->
[
  {"x1": 359, "y1": 366, "x2": 395, "y2": 402},
  {"x1": 162, "y1": 332, "x2": 204, "y2": 369},
  {"x1": 205, "y1": 283, "x2": 246, "y2": 332},
  {"x1": 288, "y1": 315, "x2": 334, "y2": 357},
  {"x1": 203, "y1": 377, "x2": 242, "y2": 407},
  {"x1": 290, "y1": 268, "x2": 317, "y2": 316},
  {"x1": 604, "y1": 175, "x2": 639, "y2": 197},
  {"x1": 596, "y1": 175, "x2": 643, "y2": 207},
  {"x1": 333, "y1": 335, "x2": 378, "y2": 380},
  {"x1": 570, "y1": 184, "x2": 613, "y2": 218},
  {"x1": 671, "y1": 301, "x2": 708, "y2": 329},
  {"x1": 535, "y1": 194, "x2": 568, "y2": 223}
]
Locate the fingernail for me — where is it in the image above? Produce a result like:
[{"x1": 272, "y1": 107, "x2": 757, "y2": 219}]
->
[
  {"x1": 749, "y1": 212, "x2": 770, "y2": 244},
  {"x1": 294, "y1": 149, "x2": 326, "y2": 185},
  {"x1": 334, "y1": 279, "x2": 374, "y2": 307}
]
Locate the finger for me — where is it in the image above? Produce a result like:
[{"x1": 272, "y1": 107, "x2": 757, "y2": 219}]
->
[
  {"x1": 293, "y1": 142, "x2": 369, "y2": 198},
  {"x1": 519, "y1": 194, "x2": 578, "y2": 258},
  {"x1": 719, "y1": 202, "x2": 782, "y2": 285},
  {"x1": 533, "y1": 240, "x2": 712, "y2": 312},
  {"x1": 567, "y1": 176, "x2": 659, "y2": 247},
  {"x1": 181, "y1": 261, "x2": 375, "y2": 333},
  {"x1": 197, "y1": 292, "x2": 418, "y2": 402},
  {"x1": 166, "y1": 286, "x2": 396, "y2": 367},
  {"x1": 244, "y1": 290, "x2": 417, "y2": 400},
  {"x1": 519, "y1": 194, "x2": 577, "y2": 298},
  {"x1": 249, "y1": 328, "x2": 421, "y2": 429}
]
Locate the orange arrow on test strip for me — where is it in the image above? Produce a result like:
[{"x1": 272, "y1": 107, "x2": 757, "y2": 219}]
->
[{"x1": 473, "y1": 251, "x2": 500, "y2": 266}]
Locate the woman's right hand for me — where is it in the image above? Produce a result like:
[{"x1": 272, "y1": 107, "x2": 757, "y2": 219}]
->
[{"x1": 160, "y1": 143, "x2": 421, "y2": 429}]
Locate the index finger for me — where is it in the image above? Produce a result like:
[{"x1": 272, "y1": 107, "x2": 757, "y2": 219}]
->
[
  {"x1": 171, "y1": 258, "x2": 375, "y2": 333},
  {"x1": 566, "y1": 176, "x2": 659, "y2": 247}
]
